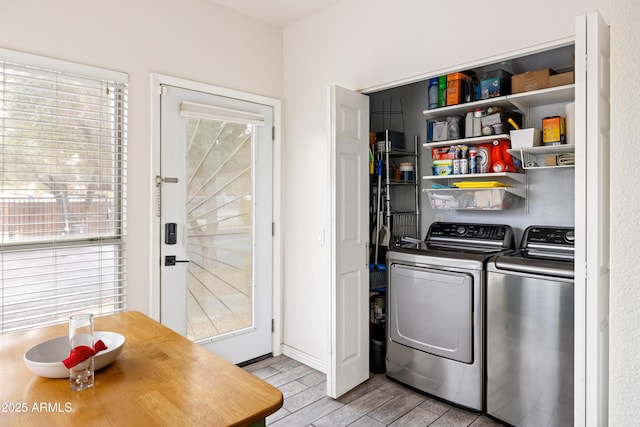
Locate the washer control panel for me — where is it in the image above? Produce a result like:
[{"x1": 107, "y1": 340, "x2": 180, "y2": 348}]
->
[
  {"x1": 429, "y1": 222, "x2": 510, "y2": 241},
  {"x1": 426, "y1": 222, "x2": 516, "y2": 251}
]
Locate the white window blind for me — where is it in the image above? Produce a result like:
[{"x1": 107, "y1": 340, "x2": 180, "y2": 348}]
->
[
  {"x1": 180, "y1": 101, "x2": 265, "y2": 125},
  {"x1": 0, "y1": 52, "x2": 128, "y2": 333}
]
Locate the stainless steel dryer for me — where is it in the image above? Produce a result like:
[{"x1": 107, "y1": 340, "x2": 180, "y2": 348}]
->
[
  {"x1": 486, "y1": 225, "x2": 574, "y2": 427},
  {"x1": 386, "y1": 222, "x2": 515, "y2": 411}
]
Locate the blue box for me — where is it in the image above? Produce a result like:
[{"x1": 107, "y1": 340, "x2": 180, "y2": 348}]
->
[
  {"x1": 480, "y1": 77, "x2": 504, "y2": 99},
  {"x1": 477, "y1": 69, "x2": 512, "y2": 99}
]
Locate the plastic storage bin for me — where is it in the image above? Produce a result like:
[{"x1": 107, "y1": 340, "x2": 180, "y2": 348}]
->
[
  {"x1": 510, "y1": 128, "x2": 542, "y2": 149},
  {"x1": 425, "y1": 188, "x2": 522, "y2": 210}
]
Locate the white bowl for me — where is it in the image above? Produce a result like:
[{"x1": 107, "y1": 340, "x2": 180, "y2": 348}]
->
[{"x1": 24, "y1": 331, "x2": 125, "y2": 378}]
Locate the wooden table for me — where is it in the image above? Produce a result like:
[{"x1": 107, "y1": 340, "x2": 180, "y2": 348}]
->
[{"x1": 0, "y1": 311, "x2": 283, "y2": 426}]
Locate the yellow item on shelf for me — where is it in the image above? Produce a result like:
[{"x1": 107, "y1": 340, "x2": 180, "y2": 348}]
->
[{"x1": 452, "y1": 181, "x2": 511, "y2": 188}]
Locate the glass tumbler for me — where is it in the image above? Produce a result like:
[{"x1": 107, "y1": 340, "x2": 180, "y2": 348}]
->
[{"x1": 69, "y1": 313, "x2": 95, "y2": 390}]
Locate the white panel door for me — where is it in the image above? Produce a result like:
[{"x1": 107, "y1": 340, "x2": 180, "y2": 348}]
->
[
  {"x1": 574, "y1": 11, "x2": 610, "y2": 427},
  {"x1": 329, "y1": 85, "x2": 370, "y2": 398}
]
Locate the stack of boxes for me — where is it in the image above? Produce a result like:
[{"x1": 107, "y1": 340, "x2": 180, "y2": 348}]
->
[
  {"x1": 428, "y1": 69, "x2": 512, "y2": 110},
  {"x1": 427, "y1": 67, "x2": 574, "y2": 109}
]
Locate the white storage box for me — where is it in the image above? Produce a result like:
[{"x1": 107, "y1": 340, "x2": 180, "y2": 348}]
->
[
  {"x1": 509, "y1": 128, "x2": 542, "y2": 149},
  {"x1": 425, "y1": 188, "x2": 522, "y2": 210}
]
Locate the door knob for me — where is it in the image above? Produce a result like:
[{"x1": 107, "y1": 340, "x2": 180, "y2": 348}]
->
[{"x1": 164, "y1": 255, "x2": 190, "y2": 266}]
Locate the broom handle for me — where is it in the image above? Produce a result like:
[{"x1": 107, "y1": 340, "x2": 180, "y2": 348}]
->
[{"x1": 374, "y1": 159, "x2": 382, "y2": 265}]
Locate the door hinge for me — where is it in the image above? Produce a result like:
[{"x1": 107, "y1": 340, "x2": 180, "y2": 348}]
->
[
  {"x1": 160, "y1": 85, "x2": 168, "y2": 96},
  {"x1": 271, "y1": 319, "x2": 275, "y2": 332},
  {"x1": 272, "y1": 126, "x2": 275, "y2": 141},
  {"x1": 272, "y1": 222, "x2": 275, "y2": 236}
]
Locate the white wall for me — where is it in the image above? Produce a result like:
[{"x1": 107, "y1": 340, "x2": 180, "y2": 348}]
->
[
  {"x1": 0, "y1": 0, "x2": 283, "y2": 314},
  {"x1": 281, "y1": 0, "x2": 610, "y2": 370},
  {"x1": 610, "y1": 1, "x2": 640, "y2": 425}
]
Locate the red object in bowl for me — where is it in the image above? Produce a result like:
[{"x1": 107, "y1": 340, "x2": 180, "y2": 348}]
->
[{"x1": 62, "y1": 339, "x2": 108, "y2": 369}]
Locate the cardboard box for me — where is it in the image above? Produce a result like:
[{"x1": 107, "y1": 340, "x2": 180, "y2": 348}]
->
[
  {"x1": 432, "y1": 147, "x2": 455, "y2": 160},
  {"x1": 549, "y1": 71, "x2": 574, "y2": 87},
  {"x1": 511, "y1": 68, "x2": 556, "y2": 94},
  {"x1": 446, "y1": 72, "x2": 469, "y2": 106},
  {"x1": 438, "y1": 75, "x2": 447, "y2": 107},
  {"x1": 544, "y1": 155, "x2": 558, "y2": 166},
  {"x1": 542, "y1": 116, "x2": 566, "y2": 144}
]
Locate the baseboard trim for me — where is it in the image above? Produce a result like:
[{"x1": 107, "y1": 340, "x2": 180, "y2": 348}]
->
[{"x1": 281, "y1": 344, "x2": 327, "y2": 374}]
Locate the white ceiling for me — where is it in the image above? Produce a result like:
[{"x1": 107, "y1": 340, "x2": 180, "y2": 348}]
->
[{"x1": 207, "y1": 0, "x2": 342, "y2": 27}]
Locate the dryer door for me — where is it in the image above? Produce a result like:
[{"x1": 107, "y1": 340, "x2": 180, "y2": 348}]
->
[{"x1": 389, "y1": 263, "x2": 474, "y2": 363}]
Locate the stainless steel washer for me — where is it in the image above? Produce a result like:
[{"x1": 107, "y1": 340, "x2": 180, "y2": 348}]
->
[
  {"x1": 486, "y1": 226, "x2": 574, "y2": 426},
  {"x1": 386, "y1": 222, "x2": 515, "y2": 411}
]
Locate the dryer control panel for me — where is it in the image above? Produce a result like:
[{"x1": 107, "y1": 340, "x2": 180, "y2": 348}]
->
[{"x1": 521, "y1": 226, "x2": 575, "y2": 260}]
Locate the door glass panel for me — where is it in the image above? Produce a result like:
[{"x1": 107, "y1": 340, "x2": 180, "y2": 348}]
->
[{"x1": 184, "y1": 117, "x2": 253, "y2": 342}]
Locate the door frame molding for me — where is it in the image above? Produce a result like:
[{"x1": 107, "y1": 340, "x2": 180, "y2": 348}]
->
[{"x1": 150, "y1": 73, "x2": 283, "y2": 357}]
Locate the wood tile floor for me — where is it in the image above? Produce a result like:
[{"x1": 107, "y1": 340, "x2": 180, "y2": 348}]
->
[{"x1": 243, "y1": 355, "x2": 504, "y2": 426}]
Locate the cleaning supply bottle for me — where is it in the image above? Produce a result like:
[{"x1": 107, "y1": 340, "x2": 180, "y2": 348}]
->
[
  {"x1": 473, "y1": 108, "x2": 483, "y2": 137},
  {"x1": 469, "y1": 147, "x2": 478, "y2": 174},
  {"x1": 459, "y1": 146, "x2": 469, "y2": 174},
  {"x1": 465, "y1": 110, "x2": 474, "y2": 138}
]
